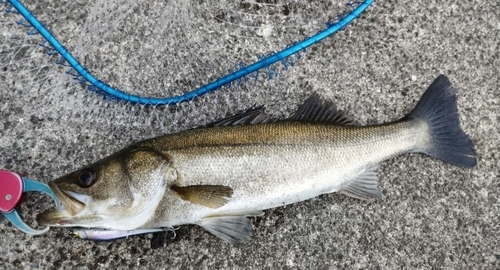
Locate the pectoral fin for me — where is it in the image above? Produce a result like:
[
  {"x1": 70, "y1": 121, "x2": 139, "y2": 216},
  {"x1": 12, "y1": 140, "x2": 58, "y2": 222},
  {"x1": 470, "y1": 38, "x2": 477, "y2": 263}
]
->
[
  {"x1": 198, "y1": 211, "x2": 264, "y2": 245},
  {"x1": 171, "y1": 185, "x2": 233, "y2": 208},
  {"x1": 339, "y1": 165, "x2": 381, "y2": 201}
]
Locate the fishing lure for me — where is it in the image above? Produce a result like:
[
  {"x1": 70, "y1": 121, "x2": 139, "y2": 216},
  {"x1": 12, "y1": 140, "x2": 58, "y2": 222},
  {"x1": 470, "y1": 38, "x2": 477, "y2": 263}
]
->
[
  {"x1": 0, "y1": 170, "x2": 59, "y2": 234},
  {"x1": 5, "y1": 0, "x2": 374, "y2": 105}
]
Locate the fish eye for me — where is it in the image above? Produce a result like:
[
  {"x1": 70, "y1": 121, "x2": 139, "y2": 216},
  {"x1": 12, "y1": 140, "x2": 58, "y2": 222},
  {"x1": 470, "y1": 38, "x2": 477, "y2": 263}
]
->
[{"x1": 77, "y1": 169, "x2": 96, "y2": 188}]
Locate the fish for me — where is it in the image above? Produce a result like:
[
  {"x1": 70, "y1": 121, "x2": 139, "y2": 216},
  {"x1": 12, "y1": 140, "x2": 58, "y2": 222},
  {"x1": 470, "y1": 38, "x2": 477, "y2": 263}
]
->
[{"x1": 37, "y1": 75, "x2": 476, "y2": 245}]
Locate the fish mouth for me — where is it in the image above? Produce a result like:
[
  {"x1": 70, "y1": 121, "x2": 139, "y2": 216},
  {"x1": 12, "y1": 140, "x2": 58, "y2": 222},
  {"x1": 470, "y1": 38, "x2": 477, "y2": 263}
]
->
[
  {"x1": 49, "y1": 182, "x2": 88, "y2": 216},
  {"x1": 36, "y1": 183, "x2": 89, "y2": 226}
]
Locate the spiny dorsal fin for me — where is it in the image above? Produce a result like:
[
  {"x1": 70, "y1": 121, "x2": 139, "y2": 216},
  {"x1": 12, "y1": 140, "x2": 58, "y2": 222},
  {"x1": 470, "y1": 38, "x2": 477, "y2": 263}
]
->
[
  {"x1": 207, "y1": 106, "x2": 270, "y2": 127},
  {"x1": 289, "y1": 93, "x2": 355, "y2": 125},
  {"x1": 198, "y1": 211, "x2": 264, "y2": 245},
  {"x1": 170, "y1": 185, "x2": 233, "y2": 208},
  {"x1": 339, "y1": 165, "x2": 381, "y2": 201}
]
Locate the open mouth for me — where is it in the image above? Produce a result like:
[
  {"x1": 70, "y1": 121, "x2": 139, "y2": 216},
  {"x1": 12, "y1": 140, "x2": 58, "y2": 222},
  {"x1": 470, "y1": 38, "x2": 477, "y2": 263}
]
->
[
  {"x1": 48, "y1": 182, "x2": 88, "y2": 216},
  {"x1": 49, "y1": 182, "x2": 88, "y2": 216},
  {"x1": 36, "y1": 183, "x2": 90, "y2": 226}
]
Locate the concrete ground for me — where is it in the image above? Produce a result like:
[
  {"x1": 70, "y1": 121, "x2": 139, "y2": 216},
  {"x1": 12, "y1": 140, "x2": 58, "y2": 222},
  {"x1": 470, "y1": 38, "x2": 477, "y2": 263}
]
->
[{"x1": 0, "y1": 0, "x2": 498, "y2": 269}]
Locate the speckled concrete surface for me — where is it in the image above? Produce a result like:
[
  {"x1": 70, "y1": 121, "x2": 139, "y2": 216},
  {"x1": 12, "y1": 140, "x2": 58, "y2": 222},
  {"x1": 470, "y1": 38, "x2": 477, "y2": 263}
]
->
[{"x1": 0, "y1": 0, "x2": 498, "y2": 269}]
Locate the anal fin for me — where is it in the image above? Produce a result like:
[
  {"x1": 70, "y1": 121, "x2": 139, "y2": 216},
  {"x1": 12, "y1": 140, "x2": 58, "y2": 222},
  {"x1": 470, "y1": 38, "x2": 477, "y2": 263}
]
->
[
  {"x1": 198, "y1": 211, "x2": 264, "y2": 245},
  {"x1": 339, "y1": 165, "x2": 381, "y2": 201}
]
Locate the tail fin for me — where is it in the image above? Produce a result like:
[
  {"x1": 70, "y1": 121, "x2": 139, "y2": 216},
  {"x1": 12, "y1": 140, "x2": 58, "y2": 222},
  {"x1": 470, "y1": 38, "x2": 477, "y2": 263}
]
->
[{"x1": 407, "y1": 75, "x2": 477, "y2": 167}]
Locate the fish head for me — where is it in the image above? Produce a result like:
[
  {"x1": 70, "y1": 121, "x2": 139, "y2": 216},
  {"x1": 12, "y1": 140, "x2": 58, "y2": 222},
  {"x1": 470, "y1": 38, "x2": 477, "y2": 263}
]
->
[{"x1": 37, "y1": 148, "x2": 172, "y2": 230}]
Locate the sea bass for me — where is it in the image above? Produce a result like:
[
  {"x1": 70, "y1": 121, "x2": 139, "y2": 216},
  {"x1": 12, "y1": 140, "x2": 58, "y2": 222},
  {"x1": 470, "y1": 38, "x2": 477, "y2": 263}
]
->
[{"x1": 38, "y1": 75, "x2": 476, "y2": 244}]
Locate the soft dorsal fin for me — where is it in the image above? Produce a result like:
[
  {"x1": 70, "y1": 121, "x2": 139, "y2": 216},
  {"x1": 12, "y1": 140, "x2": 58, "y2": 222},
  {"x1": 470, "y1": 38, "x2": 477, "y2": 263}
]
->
[
  {"x1": 171, "y1": 185, "x2": 233, "y2": 208},
  {"x1": 289, "y1": 93, "x2": 354, "y2": 125},
  {"x1": 207, "y1": 106, "x2": 271, "y2": 127}
]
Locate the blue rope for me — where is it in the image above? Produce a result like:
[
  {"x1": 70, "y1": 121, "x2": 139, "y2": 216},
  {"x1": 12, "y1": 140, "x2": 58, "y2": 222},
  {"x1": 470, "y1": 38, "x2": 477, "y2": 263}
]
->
[{"x1": 7, "y1": 0, "x2": 374, "y2": 105}]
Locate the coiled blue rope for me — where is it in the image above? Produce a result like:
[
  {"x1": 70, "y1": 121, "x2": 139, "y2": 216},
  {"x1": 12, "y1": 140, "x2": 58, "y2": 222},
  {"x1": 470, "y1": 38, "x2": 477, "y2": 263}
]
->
[{"x1": 7, "y1": 0, "x2": 373, "y2": 105}]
